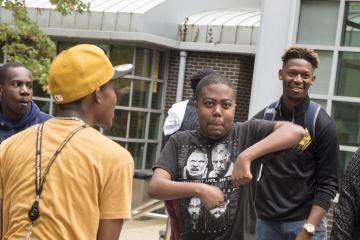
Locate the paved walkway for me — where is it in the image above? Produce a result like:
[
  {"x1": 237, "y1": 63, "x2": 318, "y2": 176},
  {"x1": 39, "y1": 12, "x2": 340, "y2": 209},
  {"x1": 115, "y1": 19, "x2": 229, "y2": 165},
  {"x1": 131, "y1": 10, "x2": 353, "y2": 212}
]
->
[{"x1": 119, "y1": 218, "x2": 167, "y2": 240}]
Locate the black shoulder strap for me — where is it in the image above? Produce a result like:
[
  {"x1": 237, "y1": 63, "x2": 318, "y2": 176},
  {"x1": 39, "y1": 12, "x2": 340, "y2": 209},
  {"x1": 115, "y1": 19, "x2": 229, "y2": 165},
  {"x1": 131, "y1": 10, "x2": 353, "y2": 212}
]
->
[
  {"x1": 305, "y1": 100, "x2": 321, "y2": 139},
  {"x1": 263, "y1": 100, "x2": 320, "y2": 139},
  {"x1": 263, "y1": 101, "x2": 279, "y2": 121}
]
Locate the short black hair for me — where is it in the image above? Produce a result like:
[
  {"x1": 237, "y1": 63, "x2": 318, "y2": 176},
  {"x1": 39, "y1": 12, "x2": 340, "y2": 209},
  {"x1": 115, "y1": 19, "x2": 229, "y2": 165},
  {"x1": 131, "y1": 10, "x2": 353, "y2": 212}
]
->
[
  {"x1": 190, "y1": 69, "x2": 217, "y2": 92},
  {"x1": 0, "y1": 62, "x2": 27, "y2": 84},
  {"x1": 281, "y1": 45, "x2": 320, "y2": 69},
  {"x1": 195, "y1": 73, "x2": 235, "y2": 100}
]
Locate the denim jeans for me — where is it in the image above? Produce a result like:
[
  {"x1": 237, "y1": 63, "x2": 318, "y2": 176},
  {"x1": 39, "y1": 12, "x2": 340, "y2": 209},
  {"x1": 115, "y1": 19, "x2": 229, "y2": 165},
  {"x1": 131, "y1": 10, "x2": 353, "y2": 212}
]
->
[{"x1": 256, "y1": 217, "x2": 327, "y2": 240}]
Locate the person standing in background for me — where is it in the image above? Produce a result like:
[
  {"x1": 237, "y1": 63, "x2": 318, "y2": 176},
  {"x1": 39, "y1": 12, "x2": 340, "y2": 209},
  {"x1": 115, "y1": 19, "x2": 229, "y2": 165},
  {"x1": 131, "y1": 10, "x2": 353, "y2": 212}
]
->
[
  {"x1": 253, "y1": 46, "x2": 339, "y2": 240},
  {"x1": 0, "y1": 62, "x2": 52, "y2": 143}
]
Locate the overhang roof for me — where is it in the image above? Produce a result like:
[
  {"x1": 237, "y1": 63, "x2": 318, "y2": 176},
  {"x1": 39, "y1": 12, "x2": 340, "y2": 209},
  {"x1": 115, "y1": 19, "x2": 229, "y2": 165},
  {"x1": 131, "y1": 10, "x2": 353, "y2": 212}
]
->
[
  {"x1": 22, "y1": 0, "x2": 166, "y2": 13},
  {"x1": 179, "y1": 8, "x2": 260, "y2": 45},
  {"x1": 0, "y1": 0, "x2": 261, "y2": 54}
]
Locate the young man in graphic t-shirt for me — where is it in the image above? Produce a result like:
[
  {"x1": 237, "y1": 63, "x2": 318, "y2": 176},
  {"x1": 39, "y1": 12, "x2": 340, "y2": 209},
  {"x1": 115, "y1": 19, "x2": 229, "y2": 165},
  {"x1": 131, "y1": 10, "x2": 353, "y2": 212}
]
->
[{"x1": 149, "y1": 73, "x2": 305, "y2": 240}]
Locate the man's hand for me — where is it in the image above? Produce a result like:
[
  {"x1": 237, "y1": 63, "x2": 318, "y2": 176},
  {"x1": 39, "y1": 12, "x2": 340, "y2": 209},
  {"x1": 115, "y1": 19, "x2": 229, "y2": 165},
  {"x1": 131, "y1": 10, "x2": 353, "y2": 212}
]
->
[
  {"x1": 196, "y1": 184, "x2": 224, "y2": 209},
  {"x1": 231, "y1": 153, "x2": 252, "y2": 186},
  {"x1": 295, "y1": 228, "x2": 312, "y2": 240}
]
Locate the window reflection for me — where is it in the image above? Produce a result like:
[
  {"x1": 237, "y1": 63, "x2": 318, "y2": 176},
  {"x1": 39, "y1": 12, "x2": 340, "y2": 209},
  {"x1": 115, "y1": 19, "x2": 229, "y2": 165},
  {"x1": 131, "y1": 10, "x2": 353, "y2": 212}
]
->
[
  {"x1": 129, "y1": 111, "x2": 147, "y2": 138},
  {"x1": 151, "y1": 81, "x2": 163, "y2": 110},
  {"x1": 332, "y1": 101, "x2": 360, "y2": 147},
  {"x1": 135, "y1": 48, "x2": 153, "y2": 78},
  {"x1": 297, "y1": 0, "x2": 339, "y2": 45},
  {"x1": 0, "y1": 43, "x2": 4, "y2": 63},
  {"x1": 115, "y1": 78, "x2": 131, "y2": 106},
  {"x1": 153, "y1": 51, "x2": 166, "y2": 79},
  {"x1": 32, "y1": 81, "x2": 49, "y2": 98},
  {"x1": 128, "y1": 142, "x2": 144, "y2": 169},
  {"x1": 132, "y1": 80, "x2": 149, "y2": 108},
  {"x1": 146, "y1": 143, "x2": 158, "y2": 169},
  {"x1": 339, "y1": 150, "x2": 354, "y2": 178},
  {"x1": 342, "y1": 2, "x2": 360, "y2": 47},
  {"x1": 149, "y1": 113, "x2": 160, "y2": 139},
  {"x1": 310, "y1": 99, "x2": 327, "y2": 109},
  {"x1": 336, "y1": 52, "x2": 360, "y2": 98},
  {"x1": 33, "y1": 100, "x2": 51, "y2": 114},
  {"x1": 103, "y1": 110, "x2": 128, "y2": 138},
  {"x1": 57, "y1": 41, "x2": 79, "y2": 52},
  {"x1": 110, "y1": 45, "x2": 134, "y2": 66},
  {"x1": 309, "y1": 51, "x2": 332, "y2": 95}
]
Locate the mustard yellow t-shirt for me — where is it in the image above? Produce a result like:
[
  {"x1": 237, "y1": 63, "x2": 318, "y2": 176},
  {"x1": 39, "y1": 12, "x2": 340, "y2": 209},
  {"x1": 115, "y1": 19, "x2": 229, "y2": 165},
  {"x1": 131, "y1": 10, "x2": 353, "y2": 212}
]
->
[{"x1": 0, "y1": 118, "x2": 134, "y2": 239}]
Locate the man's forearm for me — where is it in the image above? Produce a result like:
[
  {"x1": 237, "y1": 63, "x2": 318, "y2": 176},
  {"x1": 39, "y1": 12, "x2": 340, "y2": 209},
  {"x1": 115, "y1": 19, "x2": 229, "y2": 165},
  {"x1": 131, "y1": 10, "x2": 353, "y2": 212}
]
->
[
  {"x1": 306, "y1": 205, "x2": 327, "y2": 227},
  {"x1": 149, "y1": 175, "x2": 206, "y2": 200},
  {"x1": 148, "y1": 168, "x2": 224, "y2": 209},
  {"x1": 241, "y1": 121, "x2": 304, "y2": 162}
]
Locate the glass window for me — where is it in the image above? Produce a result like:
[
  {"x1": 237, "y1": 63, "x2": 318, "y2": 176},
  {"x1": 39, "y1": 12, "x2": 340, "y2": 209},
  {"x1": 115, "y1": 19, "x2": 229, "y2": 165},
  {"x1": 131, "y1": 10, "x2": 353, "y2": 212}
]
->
[
  {"x1": 311, "y1": 99, "x2": 327, "y2": 109},
  {"x1": 110, "y1": 45, "x2": 134, "y2": 66},
  {"x1": 149, "y1": 113, "x2": 161, "y2": 140},
  {"x1": 151, "y1": 81, "x2": 163, "y2": 110},
  {"x1": 57, "y1": 41, "x2": 79, "y2": 52},
  {"x1": 297, "y1": 0, "x2": 339, "y2": 45},
  {"x1": 33, "y1": 81, "x2": 50, "y2": 98},
  {"x1": 103, "y1": 110, "x2": 128, "y2": 138},
  {"x1": 339, "y1": 150, "x2": 354, "y2": 177},
  {"x1": 0, "y1": 43, "x2": 4, "y2": 64},
  {"x1": 336, "y1": 51, "x2": 360, "y2": 98},
  {"x1": 332, "y1": 101, "x2": 360, "y2": 147},
  {"x1": 33, "y1": 100, "x2": 51, "y2": 114},
  {"x1": 128, "y1": 142, "x2": 144, "y2": 169},
  {"x1": 153, "y1": 50, "x2": 166, "y2": 80},
  {"x1": 342, "y1": 2, "x2": 360, "y2": 47},
  {"x1": 146, "y1": 143, "x2": 158, "y2": 169},
  {"x1": 129, "y1": 111, "x2": 147, "y2": 138},
  {"x1": 115, "y1": 78, "x2": 131, "y2": 106},
  {"x1": 135, "y1": 48, "x2": 153, "y2": 78},
  {"x1": 310, "y1": 51, "x2": 333, "y2": 95},
  {"x1": 132, "y1": 80, "x2": 149, "y2": 108}
]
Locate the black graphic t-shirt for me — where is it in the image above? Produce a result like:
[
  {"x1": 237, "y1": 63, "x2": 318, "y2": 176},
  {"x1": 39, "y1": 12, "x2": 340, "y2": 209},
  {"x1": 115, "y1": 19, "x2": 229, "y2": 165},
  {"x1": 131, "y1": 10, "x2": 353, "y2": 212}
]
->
[{"x1": 155, "y1": 120, "x2": 275, "y2": 240}]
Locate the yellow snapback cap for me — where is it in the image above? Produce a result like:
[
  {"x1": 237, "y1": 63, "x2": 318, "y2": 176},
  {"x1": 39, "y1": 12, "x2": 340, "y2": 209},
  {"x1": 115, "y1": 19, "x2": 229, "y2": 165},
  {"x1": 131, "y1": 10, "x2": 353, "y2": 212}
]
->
[{"x1": 49, "y1": 44, "x2": 133, "y2": 104}]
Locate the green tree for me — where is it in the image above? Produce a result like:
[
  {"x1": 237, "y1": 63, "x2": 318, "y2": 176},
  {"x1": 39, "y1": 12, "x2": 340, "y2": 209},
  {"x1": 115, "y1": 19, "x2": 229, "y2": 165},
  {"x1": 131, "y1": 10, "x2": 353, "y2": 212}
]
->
[{"x1": 0, "y1": 0, "x2": 89, "y2": 91}]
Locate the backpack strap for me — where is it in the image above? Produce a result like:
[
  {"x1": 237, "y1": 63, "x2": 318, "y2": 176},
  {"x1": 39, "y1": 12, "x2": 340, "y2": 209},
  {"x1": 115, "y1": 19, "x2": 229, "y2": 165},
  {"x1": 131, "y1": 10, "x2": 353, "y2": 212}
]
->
[
  {"x1": 263, "y1": 101, "x2": 279, "y2": 121},
  {"x1": 305, "y1": 100, "x2": 321, "y2": 139}
]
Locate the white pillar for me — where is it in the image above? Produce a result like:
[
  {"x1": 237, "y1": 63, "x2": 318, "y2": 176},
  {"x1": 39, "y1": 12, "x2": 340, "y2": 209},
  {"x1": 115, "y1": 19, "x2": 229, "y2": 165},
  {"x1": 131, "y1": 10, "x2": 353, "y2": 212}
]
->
[
  {"x1": 176, "y1": 50, "x2": 187, "y2": 102},
  {"x1": 248, "y1": 0, "x2": 300, "y2": 118}
]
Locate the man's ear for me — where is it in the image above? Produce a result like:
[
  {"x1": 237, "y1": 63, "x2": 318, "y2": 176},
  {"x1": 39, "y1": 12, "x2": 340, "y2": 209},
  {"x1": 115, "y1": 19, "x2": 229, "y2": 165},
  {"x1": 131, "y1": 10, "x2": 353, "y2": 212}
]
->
[
  {"x1": 194, "y1": 99, "x2": 198, "y2": 108},
  {"x1": 278, "y1": 69, "x2": 283, "y2": 80},
  {"x1": 310, "y1": 75, "x2": 316, "y2": 85},
  {"x1": 0, "y1": 84, "x2": 3, "y2": 97},
  {"x1": 94, "y1": 88, "x2": 102, "y2": 104}
]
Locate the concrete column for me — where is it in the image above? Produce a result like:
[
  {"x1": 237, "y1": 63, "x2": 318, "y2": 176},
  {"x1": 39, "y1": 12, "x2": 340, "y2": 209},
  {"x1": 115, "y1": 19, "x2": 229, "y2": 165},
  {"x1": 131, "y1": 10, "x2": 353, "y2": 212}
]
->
[
  {"x1": 176, "y1": 50, "x2": 187, "y2": 102},
  {"x1": 248, "y1": 0, "x2": 300, "y2": 118}
]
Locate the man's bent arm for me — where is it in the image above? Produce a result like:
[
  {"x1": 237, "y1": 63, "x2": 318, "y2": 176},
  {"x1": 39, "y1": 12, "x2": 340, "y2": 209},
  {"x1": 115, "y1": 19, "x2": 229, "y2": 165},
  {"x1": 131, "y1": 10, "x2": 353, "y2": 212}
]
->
[
  {"x1": 232, "y1": 121, "x2": 304, "y2": 185},
  {"x1": 97, "y1": 219, "x2": 123, "y2": 240},
  {"x1": 149, "y1": 168, "x2": 224, "y2": 209}
]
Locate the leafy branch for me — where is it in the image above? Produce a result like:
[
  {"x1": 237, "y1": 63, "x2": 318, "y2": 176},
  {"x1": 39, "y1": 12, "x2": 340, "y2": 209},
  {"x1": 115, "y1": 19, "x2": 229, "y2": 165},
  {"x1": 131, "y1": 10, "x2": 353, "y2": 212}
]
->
[{"x1": 0, "y1": 0, "x2": 89, "y2": 91}]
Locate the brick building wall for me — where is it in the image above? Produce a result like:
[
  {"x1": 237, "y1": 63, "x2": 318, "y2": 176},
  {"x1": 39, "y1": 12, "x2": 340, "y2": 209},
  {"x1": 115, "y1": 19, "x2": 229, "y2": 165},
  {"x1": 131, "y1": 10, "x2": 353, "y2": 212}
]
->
[{"x1": 165, "y1": 50, "x2": 255, "y2": 122}]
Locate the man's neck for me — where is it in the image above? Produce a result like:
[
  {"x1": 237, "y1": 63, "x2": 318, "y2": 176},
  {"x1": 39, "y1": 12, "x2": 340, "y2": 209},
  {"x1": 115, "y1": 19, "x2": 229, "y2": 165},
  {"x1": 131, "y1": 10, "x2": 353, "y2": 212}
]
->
[
  {"x1": 0, "y1": 103, "x2": 24, "y2": 124},
  {"x1": 281, "y1": 96, "x2": 304, "y2": 110},
  {"x1": 57, "y1": 109, "x2": 91, "y2": 126}
]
